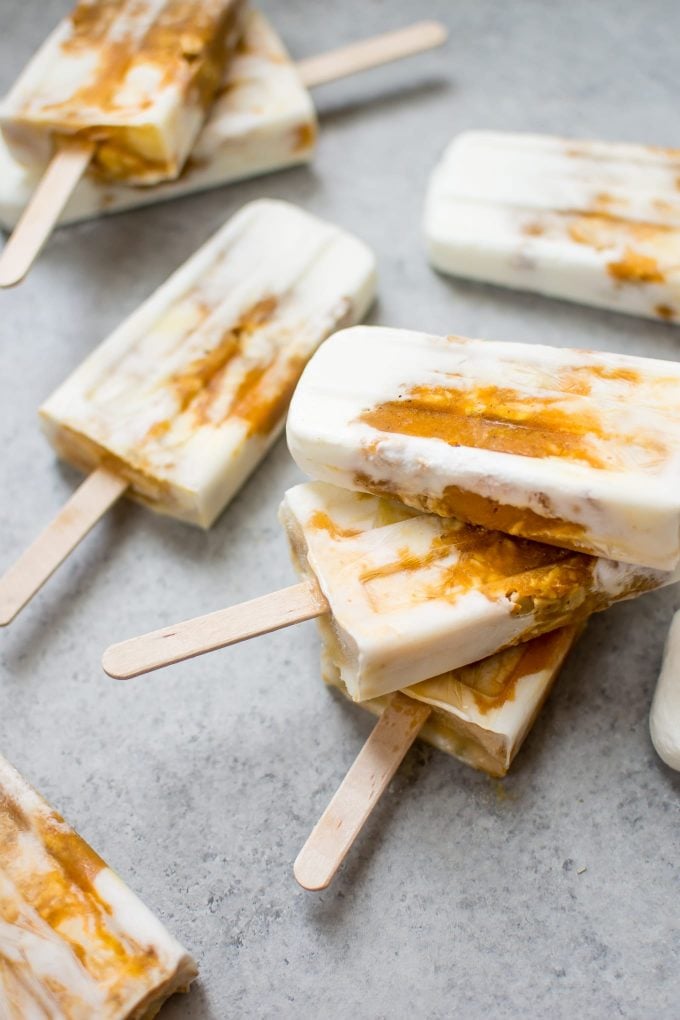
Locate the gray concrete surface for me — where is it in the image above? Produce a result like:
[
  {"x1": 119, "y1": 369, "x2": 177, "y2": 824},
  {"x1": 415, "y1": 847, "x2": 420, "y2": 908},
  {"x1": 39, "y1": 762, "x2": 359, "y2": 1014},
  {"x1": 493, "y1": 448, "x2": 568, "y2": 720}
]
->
[{"x1": 1, "y1": 1, "x2": 679, "y2": 1017}]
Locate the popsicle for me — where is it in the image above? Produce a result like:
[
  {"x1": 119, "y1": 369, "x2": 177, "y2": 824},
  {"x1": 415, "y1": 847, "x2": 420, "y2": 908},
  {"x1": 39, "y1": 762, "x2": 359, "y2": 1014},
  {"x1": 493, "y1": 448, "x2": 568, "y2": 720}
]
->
[
  {"x1": 0, "y1": 199, "x2": 376, "y2": 625},
  {"x1": 287, "y1": 326, "x2": 680, "y2": 571},
  {"x1": 0, "y1": 10, "x2": 316, "y2": 230},
  {"x1": 0, "y1": 0, "x2": 246, "y2": 181},
  {"x1": 0, "y1": 0, "x2": 247, "y2": 284},
  {"x1": 424, "y1": 130, "x2": 680, "y2": 322},
  {"x1": 295, "y1": 622, "x2": 581, "y2": 890},
  {"x1": 0, "y1": 16, "x2": 446, "y2": 285},
  {"x1": 101, "y1": 482, "x2": 679, "y2": 697},
  {"x1": 0, "y1": 751, "x2": 196, "y2": 1016},
  {"x1": 650, "y1": 609, "x2": 680, "y2": 771}
]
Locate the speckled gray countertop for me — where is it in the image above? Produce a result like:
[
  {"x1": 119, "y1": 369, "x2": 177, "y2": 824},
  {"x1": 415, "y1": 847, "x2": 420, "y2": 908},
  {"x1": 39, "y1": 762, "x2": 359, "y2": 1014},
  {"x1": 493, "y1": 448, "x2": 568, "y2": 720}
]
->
[{"x1": 1, "y1": 1, "x2": 679, "y2": 1017}]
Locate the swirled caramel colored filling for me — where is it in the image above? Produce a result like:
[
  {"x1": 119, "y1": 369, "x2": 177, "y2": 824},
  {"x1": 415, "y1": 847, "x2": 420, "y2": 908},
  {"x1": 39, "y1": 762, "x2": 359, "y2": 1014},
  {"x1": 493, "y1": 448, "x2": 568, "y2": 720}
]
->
[
  {"x1": 25, "y1": 0, "x2": 244, "y2": 179},
  {"x1": 0, "y1": 792, "x2": 157, "y2": 982},
  {"x1": 359, "y1": 364, "x2": 669, "y2": 475},
  {"x1": 410, "y1": 625, "x2": 578, "y2": 715},
  {"x1": 360, "y1": 382, "x2": 608, "y2": 468}
]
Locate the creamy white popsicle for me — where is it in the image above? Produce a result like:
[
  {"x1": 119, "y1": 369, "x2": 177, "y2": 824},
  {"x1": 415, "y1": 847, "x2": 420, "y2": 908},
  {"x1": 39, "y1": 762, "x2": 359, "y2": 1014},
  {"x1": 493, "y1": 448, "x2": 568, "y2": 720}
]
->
[
  {"x1": 279, "y1": 482, "x2": 678, "y2": 702},
  {"x1": 0, "y1": 752, "x2": 196, "y2": 1017},
  {"x1": 287, "y1": 326, "x2": 680, "y2": 570},
  {"x1": 41, "y1": 200, "x2": 376, "y2": 528},
  {"x1": 326, "y1": 623, "x2": 581, "y2": 778},
  {"x1": 0, "y1": 0, "x2": 245, "y2": 184},
  {"x1": 0, "y1": 10, "x2": 317, "y2": 229},
  {"x1": 425, "y1": 130, "x2": 680, "y2": 323},
  {"x1": 650, "y1": 609, "x2": 680, "y2": 771}
]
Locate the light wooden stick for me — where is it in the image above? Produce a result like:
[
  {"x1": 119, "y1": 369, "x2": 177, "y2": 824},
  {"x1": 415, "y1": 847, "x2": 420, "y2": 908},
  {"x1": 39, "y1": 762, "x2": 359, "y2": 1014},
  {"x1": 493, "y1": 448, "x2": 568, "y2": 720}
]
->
[
  {"x1": 294, "y1": 694, "x2": 431, "y2": 891},
  {"x1": 296, "y1": 20, "x2": 447, "y2": 89},
  {"x1": 102, "y1": 580, "x2": 328, "y2": 680},
  {"x1": 0, "y1": 138, "x2": 94, "y2": 288},
  {"x1": 0, "y1": 466, "x2": 127, "y2": 626}
]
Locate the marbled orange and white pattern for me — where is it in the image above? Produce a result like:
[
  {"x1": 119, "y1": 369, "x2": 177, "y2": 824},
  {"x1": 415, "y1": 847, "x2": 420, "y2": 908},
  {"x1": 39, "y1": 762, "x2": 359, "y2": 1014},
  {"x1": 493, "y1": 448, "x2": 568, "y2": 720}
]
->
[
  {"x1": 425, "y1": 130, "x2": 680, "y2": 323},
  {"x1": 0, "y1": 754, "x2": 196, "y2": 1018}
]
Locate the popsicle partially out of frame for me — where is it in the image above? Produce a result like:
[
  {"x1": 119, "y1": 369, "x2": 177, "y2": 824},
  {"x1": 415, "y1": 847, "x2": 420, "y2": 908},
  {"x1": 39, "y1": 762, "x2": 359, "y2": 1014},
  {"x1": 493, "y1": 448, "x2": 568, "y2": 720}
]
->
[
  {"x1": 0, "y1": 17, "x2": 446, "y2": 286},
  {"x1": 424, "y1": 130, "x2": 680, "y2": 323},
  {"x1": 295, "y1": 623, "x2": 582, "y2": 891},
  {"x1": 102, "y1": 482, "x2": 677, "y2": 701},
  {"x1": 0, "y1": 751, "x2": 197, "y2": 1016},
  {"x1": 0, "y1": 201, "x2": 376, "y2": 625}
]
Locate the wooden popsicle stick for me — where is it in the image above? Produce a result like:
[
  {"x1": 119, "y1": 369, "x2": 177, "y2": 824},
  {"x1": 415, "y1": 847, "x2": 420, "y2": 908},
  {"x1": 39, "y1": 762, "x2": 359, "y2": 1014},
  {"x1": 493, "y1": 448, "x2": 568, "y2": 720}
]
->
[
  {"x1": 296, "y1": 20, "x2": 447, "y2": 89},
  {"x1": 294, "y1": 693, "x2": 431, "y2": 891},
  {"x1": 0, "y1": 137, "x2": 94, "y2": 288},
  {"x1": 0, "y1": 466, "x2": 127, "y2": 626},
  {"x1": 102, "y1": 580, "x2": 328, "y2": 680}
]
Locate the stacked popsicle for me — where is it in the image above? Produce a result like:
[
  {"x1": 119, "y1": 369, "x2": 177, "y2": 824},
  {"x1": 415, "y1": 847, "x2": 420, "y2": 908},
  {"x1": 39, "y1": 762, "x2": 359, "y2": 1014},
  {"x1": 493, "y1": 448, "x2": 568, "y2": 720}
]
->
[
  {"x1": 102, "y1": 324, "x2": 680, "y2": 887},
  {"x1": 0, "y1": 0, "x2": 446, "y2": 285}
]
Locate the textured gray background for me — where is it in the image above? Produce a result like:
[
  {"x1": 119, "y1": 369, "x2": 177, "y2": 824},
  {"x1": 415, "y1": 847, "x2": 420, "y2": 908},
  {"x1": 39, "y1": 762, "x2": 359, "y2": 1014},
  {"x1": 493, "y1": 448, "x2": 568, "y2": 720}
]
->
[{"x1": 1, "y1": 1, "x2": 679, "y2": 1017}]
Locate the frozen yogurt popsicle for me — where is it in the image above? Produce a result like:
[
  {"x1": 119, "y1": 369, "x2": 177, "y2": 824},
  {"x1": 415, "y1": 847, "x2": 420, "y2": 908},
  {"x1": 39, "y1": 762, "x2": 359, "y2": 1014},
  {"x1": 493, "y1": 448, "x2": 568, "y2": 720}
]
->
[
  {"x1": 0, "y1": 752, "x2": 196, "y2": 1016},
  {"x1": 425, "y1": 130, "x2": 680, "y2": 323},
  {"x1": 0, "y1": 0, "x2": 245, "y2": 184},
  {"x1": 0, "y1": 199, "x2": 376, "y2": 625},
  {"x1": 102, "y1": 482, "x2": 678, "y2": 698},
  {"x1": 287, "y1": 326, "x2": 680, "y2": 571},
  {"x1": 278, "y1": 483, "x2": 676, "y2": 701},
  {"x1": 0, "y1": 10, "x2": 317, "y2": 229}
]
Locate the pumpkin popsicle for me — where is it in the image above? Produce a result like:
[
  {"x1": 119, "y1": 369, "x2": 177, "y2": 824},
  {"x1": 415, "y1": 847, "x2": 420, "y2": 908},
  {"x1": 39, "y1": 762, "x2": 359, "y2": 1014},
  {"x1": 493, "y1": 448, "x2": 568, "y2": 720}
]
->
[
  {"x1": 277, "y1": 482, "x2": 678, "y2": 702},
  {"x1": 0, "y1": 752, "x2": 196, "y2": 1017},
  {"x1": 0, "y1": 9, "x2": 316, "y2": 229},
  {"x1": 424, "y1": 130, "x2": 680, "y2": 323},
  {"x1": 287, "y1": 326, "x2": 680, "y2": 571},
  {"x1": 0, "y1": 0, "x2": 246, "y2": 184},
  {"x1": 100, "y1": 479, "x2": 678, "y2": 691}
]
